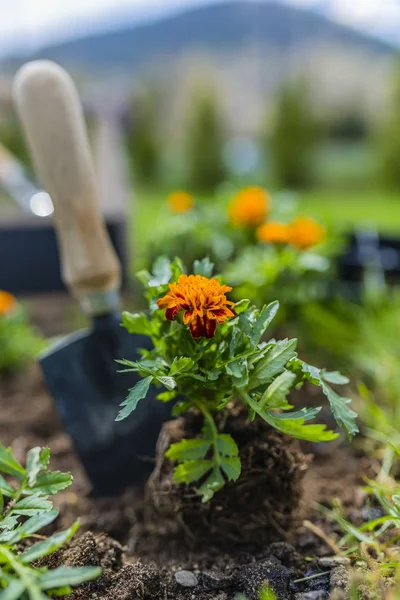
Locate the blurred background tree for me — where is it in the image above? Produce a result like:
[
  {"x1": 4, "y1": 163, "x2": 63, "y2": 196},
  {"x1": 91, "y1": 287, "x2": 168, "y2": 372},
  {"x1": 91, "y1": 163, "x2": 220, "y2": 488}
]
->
[
  {"x1": 267, "y1": 80, "x2": 319, "y2": 189},
  {"x1": 376, "y1": 61, "x2": 400, "y2": 189},
  {"x1": 0, "y1": 110, "x2": 31, "y2": 172},
  {"x1": 125, "y1": 87, "x2": 161, "y2": 186},
  {"x1": 185, "y1": 89, "x2": 227, "y2": 193}
]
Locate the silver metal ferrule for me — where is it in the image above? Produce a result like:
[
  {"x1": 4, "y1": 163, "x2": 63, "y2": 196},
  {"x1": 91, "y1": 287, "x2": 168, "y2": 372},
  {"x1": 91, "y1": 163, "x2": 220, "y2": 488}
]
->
[{"x1": 79, "y1": 288, "x2": 120, "y2": 316}]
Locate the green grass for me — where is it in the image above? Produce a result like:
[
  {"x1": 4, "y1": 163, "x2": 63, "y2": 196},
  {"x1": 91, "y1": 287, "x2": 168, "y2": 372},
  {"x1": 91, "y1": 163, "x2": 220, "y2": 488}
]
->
[{"x1": 299, "y1": 190, "x2": 400, "y2": 234}]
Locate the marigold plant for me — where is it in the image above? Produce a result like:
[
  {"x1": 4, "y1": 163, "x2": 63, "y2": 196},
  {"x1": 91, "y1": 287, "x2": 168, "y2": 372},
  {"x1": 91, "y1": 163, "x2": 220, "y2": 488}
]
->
[
  {"x1": 167, "y1": 190, "x2": 194, "y2": 213},
  {"x1": 256, "y1": 221, "x2": 291, "y2": 244},
  {"x1": 289, "y1": 216, "x2": 326, "y2": 250},
  {"x1": 0, "y1": 293, "x2": 45, "y2": 374},
  {"x1": 117, "y1": 257, "x2": 357, "y2": 502},
  {"x1": 229, "y1": 186, "x2": 270, "y2": 227}
]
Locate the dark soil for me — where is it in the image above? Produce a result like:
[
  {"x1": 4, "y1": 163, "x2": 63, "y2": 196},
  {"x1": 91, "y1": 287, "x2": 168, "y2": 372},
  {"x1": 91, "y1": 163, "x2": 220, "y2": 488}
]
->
[{"x1": 0, "y1": 295, "x2": 374, "y2": 599}]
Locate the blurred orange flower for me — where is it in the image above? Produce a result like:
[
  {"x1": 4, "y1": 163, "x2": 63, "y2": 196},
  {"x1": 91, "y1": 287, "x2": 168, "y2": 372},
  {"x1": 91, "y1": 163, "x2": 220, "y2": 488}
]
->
[
  {"x1": 0, "y1": 291, "x2": 17, "y2": 316},
  {"x1": 229, "y1": 186, "x2": 270, "y2": 227},
  {"x1": 257, "y1": 221, "x2": 290, "y2": 244},
  {"x1": 289, "y1": 217, "x2": 326, "y2": 250},
  {"x1": 167, "y1": 191, "x2": 194, "y2": 213},
  {"x1": 157, "y1": 274, "x2": 236, "y2": 338}
]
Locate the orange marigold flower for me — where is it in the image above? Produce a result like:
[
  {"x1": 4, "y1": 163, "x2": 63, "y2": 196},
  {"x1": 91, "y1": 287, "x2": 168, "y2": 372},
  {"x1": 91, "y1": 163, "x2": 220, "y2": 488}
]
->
[
  {"x1": 0, "y1": 291, "x2": 17, "y2": 316},
  {"x1": 257, "y1": 221, "x2": 290, "y2": 244},
  {"x1": 229, "y1": 186, "x2": 270, "y2": 227},
  {"x1": 157, "y1": 274, "x2": 236, "y2": 339},
  {"x1": 289, "y1": 217, "x2": 326, "y2": 250},
  {"x1": 167, "y1": 191, "x2": 194, "y2": 213}
]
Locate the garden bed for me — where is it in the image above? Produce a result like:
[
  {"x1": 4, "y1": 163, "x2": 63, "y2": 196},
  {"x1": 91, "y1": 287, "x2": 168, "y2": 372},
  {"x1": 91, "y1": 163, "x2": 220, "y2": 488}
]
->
[{"x1": 0, "y1": 358, "x2": 371, "y2": 599}]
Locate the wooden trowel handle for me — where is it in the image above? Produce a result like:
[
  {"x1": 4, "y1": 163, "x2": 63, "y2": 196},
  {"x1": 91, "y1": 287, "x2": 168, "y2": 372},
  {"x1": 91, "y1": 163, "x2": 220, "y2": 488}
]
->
[{"x1": 13, "y1": 60, "x2": 121, "y2": 315}]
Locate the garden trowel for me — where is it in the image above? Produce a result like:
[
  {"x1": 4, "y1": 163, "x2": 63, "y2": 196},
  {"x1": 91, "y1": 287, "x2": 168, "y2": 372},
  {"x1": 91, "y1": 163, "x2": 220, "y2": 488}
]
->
[{"x1": 13, "y1": 60, "x2": 171, "y2": 496}]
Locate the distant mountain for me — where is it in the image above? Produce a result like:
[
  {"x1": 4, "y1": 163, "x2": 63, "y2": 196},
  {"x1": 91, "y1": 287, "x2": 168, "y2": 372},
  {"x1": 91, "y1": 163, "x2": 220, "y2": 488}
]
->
[{"x1": 22, "y1": 1, "x2": 393, "y2": 71}]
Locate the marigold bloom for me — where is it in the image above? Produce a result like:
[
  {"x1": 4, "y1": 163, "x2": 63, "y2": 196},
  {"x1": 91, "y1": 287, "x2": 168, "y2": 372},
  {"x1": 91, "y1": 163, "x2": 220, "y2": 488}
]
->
[
  {"x1": 257, "y1": 221, "x2": 290, "y2": 244},
  {"x1": 167, "y1": 191, "x2": 194, "y2": 213},
  {"x1": 229, "y1": 186, "x2": 270, "y2": 227},
  {"x1": 289, "y1": 217, "x2": 326, "y2": 250},
  {"x1": 0, "y1": 291, "x2": 16, "y2": 316},
  {"x1": 157, "y1": 274, "x2": 236, "y2": 338}
]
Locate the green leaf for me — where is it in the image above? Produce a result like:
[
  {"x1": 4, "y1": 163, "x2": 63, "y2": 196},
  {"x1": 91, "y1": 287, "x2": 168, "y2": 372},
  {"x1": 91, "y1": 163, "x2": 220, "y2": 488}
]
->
[
  {"x1": 20, "y1": 521, "x2": 80, "y2": 564},
  {"x1": 8, "y1": 509, "x2": 59, "y2": 543},
  {"x1": 321, "y1": 383, "x2": 358, "y2": 438},
  {"x1": 220, "y1": 456, "x2": 241, "y2": 481},
  {"x1": 38, "y1": 566, "x2": 101, "y2": 589},
  {"x1": 166, "y1": 439, "x2": 212, "y2": 461},
  {"x1": 321, "y1": 370, "x2": 350, "y2": 385},
  {"x1": 116, "y1": 376, "x2": 153, "y2": 421},
  {"x1": 216, "y1": 434, "x2": 239, "y2": 457},
  {"x1": 157, "y1": 376, "x2": 176, "y2": 390},
  {"x1": 121, "y1": 312, "x2": 153, "y2": 336},
  {"x1": 12, "y1": 494, "x2": 53, "y2": 516},
  {"x1": 265, "y1": 411, "x2": 339, "y2": 442},
  {"x1": 0, "y1": 580, "x2": 26, "y2": 600},
  {"x1": 193, "y1": 257, "x2": 214, "y2": 278},
  {"x1": 149, "y1": 256, "x2": 172, "y2": 286},
  {"x1": 233, "y1": 299, "x2": 250, "y2": 315},
  {"x1": 0, "y1": 444, "x2": 25, "y2": 480},
  {"x1": 169, "y1": 357, "x2": 195, "y2": 376},
  {"x1": 173, "y1": 460, "x2": 213, "y2": 485},
  {"x1": 26, "y1": 447, "x2": 50, "y2": 487},
  {"x1": 27, "y1": 471, "x2": 73, "y2": 496},
  {"x1": 196, "y1": 468, "x2": 225, "y2": 503},
  {"x1": 250, "y1": 301, "x2": 279, "y2": 347},
  {"x1": 0, "y1": 475, "x2": 14, "y2": 497},
  {"x1": 157, "y1": 391, "x2": 177, "y2": 403},
  {"x1": 249, "y1": 339, "x2": 297, "y2": 390},
  {"x1": 259, "y1": 370, "x2": 297, "y2": 409}
]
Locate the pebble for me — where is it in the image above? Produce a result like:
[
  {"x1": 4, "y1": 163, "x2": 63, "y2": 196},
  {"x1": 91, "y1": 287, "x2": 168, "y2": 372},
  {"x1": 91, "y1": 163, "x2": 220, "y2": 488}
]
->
[
  {"x1": 295, "y1": 592, "x2": 328, "y2": 600},
  {"x1": 318, "y1": 557, "x2": 350, "y2": 568},
  {"x1": 175, "y1": 570, "x2": 199, "y2": 587}
]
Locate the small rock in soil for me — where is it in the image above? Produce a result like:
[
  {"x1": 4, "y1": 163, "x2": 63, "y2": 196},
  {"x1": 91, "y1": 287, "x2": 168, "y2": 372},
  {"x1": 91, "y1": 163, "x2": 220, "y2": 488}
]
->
[
  {"x1": 200, "y1": 570, "x2": 231, "y2": 590},
  {"x1": 330, "y1": 565, "x2": 350, "y2": 594},
  {"x1": 294, "y1": 592, "x2": 328, "y2": 600},
  {"x1": 175, "y1": 570, "x2": 199, "y2": 587},
  {"x1": 233, "y1": 559, "x2": 292, "y2": 600},
  {"x1": 318, "y1": 557, "x2": 350, "y2": 568}
]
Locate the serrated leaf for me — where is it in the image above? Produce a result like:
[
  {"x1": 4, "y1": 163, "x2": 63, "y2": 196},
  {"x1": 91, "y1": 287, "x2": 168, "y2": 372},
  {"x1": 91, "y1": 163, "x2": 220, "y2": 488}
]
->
[
  {"x1": 265, "y1": 412, "x2": 339, "y2": 442},
  {"x1": 12, "y1": 494, "x2": 53, "y2": 516},
  {"x1": 0, "y1": 579, "x2": 26, "y2": 600},
  {"x1": 121, "y1": 312, "x2": 153, "y2": 336},
  {"x1": 0, "y1": 444, "x2": 25, "y2": 480},
  {"x1": 0, "y1": 475, "x2": 14, "y2": 497},
  {"x1": 259, "y1": 370, "x2": 297, "y2": 409},
  {"x1": 216, "y1": 434, "x2": 239, "y2": 457},
  {"x1": 166, "y1": 439, "x2": 212, "y2": 461},
  {"x1": 26, "y1": 447, "x2": 50, "y2": 487},
  {"x1": 7, "y1": 509, "x2": 59, "y2": 543},
  {"x1": 0, "y1": 515, "x2": 19, "y2": 531},
  {"x1": 27, "y1": 471, "x2": 72, "y2": 496},
  {"x1": 116, "y1": 376, "x2": 153, "y2": 421},
  {"x1": 38, "y1": 566, "x2": 101, "y2": 589},
  {"x1": 170, "y1": 357, "x2": 194, "y2": 376},
  {"x1": 193, "y1": 257, "x2": 214, "y2": 278},
  {"x1": 321, "y1": 383, "x2": 359, "y2": 438},
  {"x1": 220, "y1": 456, "x2": 241, "y2": 481},
  {"x1": 196, "y1": 468, "x2": 225, "y2": 502},
  {"x1": 250, "y1": 301, "x2": 279, "y2": 347},
  {"x1": 149, "y1": 256, "x2": 172, "y2": 286},
  {"x1": 321, "y1": 370, "x2": 350, "y2": 385},
  {"x1": 173, "y1": 460, "x2": 213, "y2": 485},
  {"x1": 20, "y1": 521, "x2": 80, "y2": 564},
  {"x1": 249, "y1": 339, "x2": 297, "y2": 390},
  {"x1": 157, "y1": 376, "x2": 176, "y2": 390}
]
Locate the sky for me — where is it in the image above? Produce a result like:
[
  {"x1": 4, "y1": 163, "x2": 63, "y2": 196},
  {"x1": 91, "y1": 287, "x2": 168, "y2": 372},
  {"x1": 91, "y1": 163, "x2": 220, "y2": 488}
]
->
[{"x1": 0, "y1": 0, "x2": 398, "y2": 56}]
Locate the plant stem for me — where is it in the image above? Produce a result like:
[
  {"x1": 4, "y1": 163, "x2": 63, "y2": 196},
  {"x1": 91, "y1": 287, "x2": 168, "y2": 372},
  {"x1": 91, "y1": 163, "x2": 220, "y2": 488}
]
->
[{"x1": 195, "y1": 399, "x2": 221, "y2": 465}]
